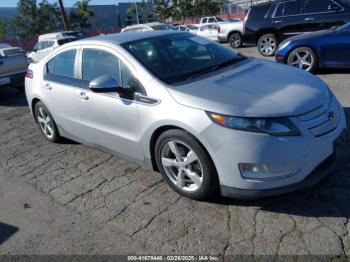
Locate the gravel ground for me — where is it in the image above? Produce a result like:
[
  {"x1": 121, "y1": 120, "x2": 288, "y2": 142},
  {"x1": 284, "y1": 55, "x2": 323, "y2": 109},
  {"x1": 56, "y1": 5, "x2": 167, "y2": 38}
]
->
[{"x1": 0, "y1": 46, "x2": 350, "y2": 257}]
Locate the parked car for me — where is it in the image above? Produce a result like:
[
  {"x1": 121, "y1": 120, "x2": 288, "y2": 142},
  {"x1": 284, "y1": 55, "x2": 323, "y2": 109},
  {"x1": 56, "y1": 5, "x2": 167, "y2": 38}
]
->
[
  {"x1": 173, "y1": 25, "x2": 199, "y2": 33},
  {"x1": 25, "y1": 31, "x2": 346, "y2": 200},
  {"x1": 38, "y1": 31, "x2": 86, "y2": 42},
  {"x1": 217, "y1": 20, "x2": 244, "y2": 48},
  {"x1": 200, "y1": 16, "x2": 225, "y2": 24},
  {"x1": 193, "y1": 23, "x2": 219, "y2": 41},
  {"x1": 244, "y1": 0, "x2": 350, "y2": 56},
  {"x1": 0, "y1": 45, "x2": 28, "y2": 91},
  {"x1": 276, "y1": 22, "x2": 350, "y2": 72},
  {"x1": 121, "y1": 22, "x2": 170, "y2": 32},
  {"x1": 28, "y1": 36, "x2": 77, "y2": 63}
]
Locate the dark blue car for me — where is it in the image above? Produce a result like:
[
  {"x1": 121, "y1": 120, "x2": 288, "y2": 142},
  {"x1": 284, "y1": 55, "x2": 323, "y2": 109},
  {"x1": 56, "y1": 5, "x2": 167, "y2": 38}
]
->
[{"x1": 275, "y1": 23, "x2": 350, "y2": 72}]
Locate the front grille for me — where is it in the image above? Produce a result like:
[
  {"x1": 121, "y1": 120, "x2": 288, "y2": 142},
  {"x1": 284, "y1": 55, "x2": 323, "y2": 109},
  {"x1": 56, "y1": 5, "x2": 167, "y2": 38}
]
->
[{"x1": 298, "y1": 95, "x2": 341, "y2": 137}]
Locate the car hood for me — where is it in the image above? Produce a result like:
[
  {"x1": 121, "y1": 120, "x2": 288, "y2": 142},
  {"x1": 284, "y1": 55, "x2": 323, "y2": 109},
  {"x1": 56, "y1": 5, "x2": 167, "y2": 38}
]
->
[{"x1": 166, "y1": 59, "x2": 330, "y2": 117}]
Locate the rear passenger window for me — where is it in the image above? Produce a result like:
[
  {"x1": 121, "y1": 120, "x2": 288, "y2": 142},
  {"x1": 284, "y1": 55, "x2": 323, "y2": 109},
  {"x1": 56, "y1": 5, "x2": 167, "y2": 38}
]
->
[
  {"x1": 82, "y1": 49, "x2": 120, "y2": 82},
  {"x1": 47, "y1": 49, "x2": 76, "y2": 78},
  {"x1": 274, "y1": 0, "x2": 302, "y2": 17},
  {"x1": 304, "y1": 0, "x2": 337, "y2": 13}
]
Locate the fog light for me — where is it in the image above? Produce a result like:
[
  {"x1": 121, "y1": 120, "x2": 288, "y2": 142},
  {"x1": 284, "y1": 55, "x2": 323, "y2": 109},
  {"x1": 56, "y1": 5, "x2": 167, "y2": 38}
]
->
[{"x1": 239, "y1": 163, "x2": 298, "y2": 180}]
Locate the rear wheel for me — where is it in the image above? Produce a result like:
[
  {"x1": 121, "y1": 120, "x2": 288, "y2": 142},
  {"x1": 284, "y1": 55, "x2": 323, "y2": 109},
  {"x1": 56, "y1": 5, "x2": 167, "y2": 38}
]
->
[
  {"x1": 258, "y1": 34, "x2": 278, "y2": 56},
  {"x1": 229, "y1": 32, "x2": 242, "y2": 48},
  {"x1": 34, "y1": 101, "x2": 61, "y2": 143},
  {"x1": 155, "y1": 129, "x2": 218, "y2": 200},
  {"x1": 287, "y1": 47, "x2": 318, "y2": 72}
]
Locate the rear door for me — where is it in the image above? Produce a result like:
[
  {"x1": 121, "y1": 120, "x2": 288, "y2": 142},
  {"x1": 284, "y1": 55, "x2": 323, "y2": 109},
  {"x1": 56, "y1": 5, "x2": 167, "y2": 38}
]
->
[
  {"x1": 42, "y1": 48, "x2": 84, "y2": 138},
  {"x1": 271, "y1": 0, "x2": 304, "y2": 39},
  {"x1": 303, "y1": 0, "x2": 346, "y2": 33}
]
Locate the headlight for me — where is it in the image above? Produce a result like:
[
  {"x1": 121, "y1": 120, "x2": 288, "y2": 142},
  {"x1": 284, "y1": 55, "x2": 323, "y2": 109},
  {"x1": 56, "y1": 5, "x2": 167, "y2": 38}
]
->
[
  {"x1": 207, "y1": 112, "x2": 300, "y2": 136},
  {"x1": 278, "y1": 41, "x2": 291, "y2": 51}
]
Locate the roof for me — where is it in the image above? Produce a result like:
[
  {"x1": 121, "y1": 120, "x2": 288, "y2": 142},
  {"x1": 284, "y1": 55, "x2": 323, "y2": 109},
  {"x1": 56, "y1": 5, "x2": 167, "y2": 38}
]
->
[{"x1": 87, "y1": 31, "x2": 180, "y2": 44}]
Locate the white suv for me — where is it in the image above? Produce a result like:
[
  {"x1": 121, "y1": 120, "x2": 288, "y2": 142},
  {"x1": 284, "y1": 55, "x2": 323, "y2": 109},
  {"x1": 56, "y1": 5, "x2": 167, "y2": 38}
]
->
[{"x1": 28, "y1": 37, "x2": 77, "y2": 63}]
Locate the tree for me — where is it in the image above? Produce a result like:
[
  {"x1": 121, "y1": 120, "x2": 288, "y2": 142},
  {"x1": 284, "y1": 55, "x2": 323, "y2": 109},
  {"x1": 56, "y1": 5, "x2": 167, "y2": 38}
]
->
[
  {"x1": 152, "y1": 0, "x2": 172, "y2": 22},
  {"x1": 127, "y1": 0, "x2": 151, "y2": 23},
  {"x1": 69, "y1": 0, "x2": 95, "y2": 32},
  {"x1": 14, "y1": 0, "x2": 61, "y2": 38},
  {"x1": 0, "y1": 19, "x2": 12, "y2": 40}
]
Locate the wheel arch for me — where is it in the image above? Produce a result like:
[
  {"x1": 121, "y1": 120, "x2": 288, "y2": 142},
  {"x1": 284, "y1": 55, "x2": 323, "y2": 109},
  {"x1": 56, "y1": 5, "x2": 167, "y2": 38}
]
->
[
  {"x1": 149, "y1": 125, "x2": 218, "y2": 180},
  {"x1": 256, "y1": 29, "x2": 280, "y2": 43},
  {"x1": 31, "y1": 97, "x2": 41, "y2": 120}
]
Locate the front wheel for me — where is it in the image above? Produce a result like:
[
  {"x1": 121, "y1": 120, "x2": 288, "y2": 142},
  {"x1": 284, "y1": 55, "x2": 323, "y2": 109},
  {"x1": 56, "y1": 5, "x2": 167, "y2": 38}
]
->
[
  {"x1": 287, "y1": 47, "x2": 318, "y2": 72},
  {"x1": 155, "y1": 129, "x2": 218, "y2": 200},
  {"x1": 258, "y1": 34, "x2": 278, "y2": 57},
  {"x1": 229, "y1": 33, "x2": 242, "y2": 48}
]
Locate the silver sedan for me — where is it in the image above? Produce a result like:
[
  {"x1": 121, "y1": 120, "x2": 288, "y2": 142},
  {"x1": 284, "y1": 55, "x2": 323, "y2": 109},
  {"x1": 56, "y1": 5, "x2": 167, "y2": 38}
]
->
[{"x1": 25, "y1": 31, "x2": 346, "y2": 199}]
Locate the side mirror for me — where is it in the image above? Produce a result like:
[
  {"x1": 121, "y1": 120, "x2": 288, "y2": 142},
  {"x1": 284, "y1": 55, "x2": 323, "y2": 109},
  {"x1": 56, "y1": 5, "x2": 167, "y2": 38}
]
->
[{"x1": 89, "y1": 75, "x2": 120, "y2": 93}]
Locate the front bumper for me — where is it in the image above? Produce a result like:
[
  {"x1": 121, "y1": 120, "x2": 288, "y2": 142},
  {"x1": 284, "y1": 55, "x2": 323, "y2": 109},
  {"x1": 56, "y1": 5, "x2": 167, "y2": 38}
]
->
[
  {"x1": 199, "y1": 98, "x2": 346, "y2": 198},
  {"x1": 221, "y1": 153, "x2": 336, "y2": 199}
]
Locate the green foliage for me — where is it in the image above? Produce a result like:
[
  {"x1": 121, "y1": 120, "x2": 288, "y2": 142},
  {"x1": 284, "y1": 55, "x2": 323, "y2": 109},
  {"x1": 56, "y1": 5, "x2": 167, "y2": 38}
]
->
[
  {"x1": 153, "y1": 0, "x2": 222, "y2": 21},
  {"x1": 14, "y1": 0, "x2": 61, "y2": 38},
  {"x1": 69, "y1": 0, "x2": 95, "y2": 32},
  {"x1": 127, "y1": 0, "x2": 151, "y2": 23},
  {"x1": 0, "y1": 19, "x2": 13, "y2": 40}
]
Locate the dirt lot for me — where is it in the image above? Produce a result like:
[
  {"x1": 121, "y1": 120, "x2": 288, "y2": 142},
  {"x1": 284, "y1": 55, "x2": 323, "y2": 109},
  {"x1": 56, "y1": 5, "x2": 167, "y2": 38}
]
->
[{"x1": 1, "y1": 46, "x2": 350, "y2": 257}]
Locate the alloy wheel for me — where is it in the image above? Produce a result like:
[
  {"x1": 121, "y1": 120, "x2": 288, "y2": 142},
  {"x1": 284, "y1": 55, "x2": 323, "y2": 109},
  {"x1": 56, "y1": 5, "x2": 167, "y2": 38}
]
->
[
  {"x1": 288, "y1": 49, "x2": 314, "y2": 71},
  {"x1": 160, "y1": 140, "x2": 203, "y2": 192},
  {"x1": 229, "y1": 33, "x2": 241, "y2": 48},
  {"x1": 37, "y1": 107, "x2": 54, "y2": 139},
  {"x1": 259, "y1": 36, "x2": 277, "y2": 56}
]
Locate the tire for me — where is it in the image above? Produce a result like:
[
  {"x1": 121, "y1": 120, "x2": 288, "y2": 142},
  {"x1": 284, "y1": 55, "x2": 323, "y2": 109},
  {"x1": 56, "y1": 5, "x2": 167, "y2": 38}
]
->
[
  {"x1": 34, "y1": 101, "x2": 61, "y2": 143},
  {"x1": 229, "y1": 32, "x2": 242, "y2": 49},
  {"x1": 287, "y1": 46, "x2": 318, "y2": 73},
  {"x1": 155, "y1": 129, "x2": 218, "y2": 200},
  {"x1": 258, "y1": 33, "x2": 279, "y2": 57}
]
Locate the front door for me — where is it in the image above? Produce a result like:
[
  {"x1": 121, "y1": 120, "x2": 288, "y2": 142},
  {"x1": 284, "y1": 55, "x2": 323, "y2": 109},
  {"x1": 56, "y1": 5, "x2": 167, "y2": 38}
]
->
[{"x1": 75, "y1": 47, "x2": 144, "y2": 163}]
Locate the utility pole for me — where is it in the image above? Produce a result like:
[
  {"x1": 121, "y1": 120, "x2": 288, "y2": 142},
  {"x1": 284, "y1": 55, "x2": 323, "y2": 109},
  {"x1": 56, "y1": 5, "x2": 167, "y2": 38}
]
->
[
  {"x1": 58, "y1": 0, "x2": 70, "y2": 31},
  {"x1": 134, "y1": 0, "x2": 140, "y2": 24}
]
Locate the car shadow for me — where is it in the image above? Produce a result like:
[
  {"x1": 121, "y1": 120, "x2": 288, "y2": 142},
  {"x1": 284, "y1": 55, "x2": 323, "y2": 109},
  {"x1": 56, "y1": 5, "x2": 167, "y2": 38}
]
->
[
  {"x1": 0, "y1": 87, "x2": 28, "y2": 107},
  {"x1": 209, "y1": 107, "x2": 350, "y2": 219},
  {"x1": 0, "y1": 222, "x2": 18, "y2": 246},
  {"x1": 317, "y1": 68, "x2": 350, "y2": 75}
]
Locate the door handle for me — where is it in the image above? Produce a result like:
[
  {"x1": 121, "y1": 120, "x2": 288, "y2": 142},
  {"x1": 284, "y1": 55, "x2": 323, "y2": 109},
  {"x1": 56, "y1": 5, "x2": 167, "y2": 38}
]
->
[
  {"x1": 305, "y1": 17, "x2": 315, "y2": 21},
  {"x1": 274, "y1": 20, "x2": 282, "y2": 24},
  {"x1": 80, "y1": 92, "x2": 89, "y2": 100},
  {"x1": 44, "y1": 83, "x2": 52, "y2": 90}
]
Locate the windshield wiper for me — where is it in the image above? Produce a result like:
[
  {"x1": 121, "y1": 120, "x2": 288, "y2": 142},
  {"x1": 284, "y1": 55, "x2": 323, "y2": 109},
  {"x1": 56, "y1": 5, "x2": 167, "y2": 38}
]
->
[{"x1": 183, "y1": 57, "x2": 245, "y2": 82}]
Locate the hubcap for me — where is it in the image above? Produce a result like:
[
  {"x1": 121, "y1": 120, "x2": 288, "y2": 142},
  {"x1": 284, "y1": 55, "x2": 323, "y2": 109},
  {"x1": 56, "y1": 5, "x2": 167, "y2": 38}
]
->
[
  {"x1": 259, "y1": 37, "x2": 276, "y2": 55},
  {"x1": 37, "y1": 107, "x2": 54, "y2": 139},
  {"x1": 288, "y1": 49, "x2": 313, "y2": 71},
  {"x1": 230, "y1": 34, "x2": 241, "y2": 48},
  {"x1": 160, "y1": 140, "x2": 203, "y2": 192}
]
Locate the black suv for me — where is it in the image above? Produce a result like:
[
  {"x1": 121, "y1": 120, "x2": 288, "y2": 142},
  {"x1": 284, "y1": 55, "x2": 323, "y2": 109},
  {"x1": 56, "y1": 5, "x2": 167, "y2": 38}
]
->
[{"x1": 243, "y1": 0, "x2": 350, "y2": 56}]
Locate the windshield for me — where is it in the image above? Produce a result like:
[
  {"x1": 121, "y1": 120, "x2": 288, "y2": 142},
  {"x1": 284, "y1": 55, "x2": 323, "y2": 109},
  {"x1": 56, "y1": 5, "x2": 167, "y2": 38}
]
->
[
  {"x1": 122, "y1": 33, "x2": 246, "y2": 85},
  {"x1": 338, "y1": 22, "x2": 350, "y2": 31},
  {"x1": 150, "y1": 24, "x2": 170, "y2": 30}
]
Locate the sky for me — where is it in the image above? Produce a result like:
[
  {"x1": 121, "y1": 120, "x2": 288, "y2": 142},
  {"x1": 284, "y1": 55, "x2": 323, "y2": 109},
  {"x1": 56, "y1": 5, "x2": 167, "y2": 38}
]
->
[{"x1": 0, "y1": 0, "x2": 123, "y2": 8}]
